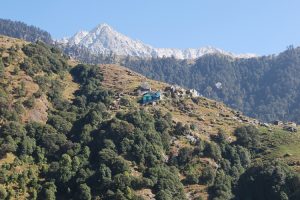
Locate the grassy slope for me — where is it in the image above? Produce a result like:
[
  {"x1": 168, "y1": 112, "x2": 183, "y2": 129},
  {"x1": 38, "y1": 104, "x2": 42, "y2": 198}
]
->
[
  {"x1": 99, "y1": 64, "x2": 300, "y2": 198},
  {"x1": 0, "y1": 35, "x2": 47, "y2": 125},
  {"x1": 258, "y1": 127, "x2": 300, "y2": 173}
]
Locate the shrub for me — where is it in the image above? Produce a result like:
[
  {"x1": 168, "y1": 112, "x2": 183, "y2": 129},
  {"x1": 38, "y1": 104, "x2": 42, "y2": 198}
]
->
[
  {"x1": 23, "y1": 96, "x2": 35, "y2": 108},
  {"x1": 234, "y1": 125, "x2": 261, "y2": 151}
]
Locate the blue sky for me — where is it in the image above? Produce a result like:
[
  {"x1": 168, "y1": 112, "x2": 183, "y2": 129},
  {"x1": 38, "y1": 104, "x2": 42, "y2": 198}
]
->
[{"x1": 2, "y1": 0, "x2": 300, "y2": 55}]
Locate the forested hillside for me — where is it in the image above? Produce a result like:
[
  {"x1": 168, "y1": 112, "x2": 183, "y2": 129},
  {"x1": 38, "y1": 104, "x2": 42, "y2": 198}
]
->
[
  {"x1": 0, "y1": 19, "x2": 53, "y2": 44},
  {"x1": 121, "y1": 47, "x2": 300, "y2": 123},
  {"x1": 0, "y1": 36, "x2": 299, "y2": 200},
  {"x1": 58, "y1": 42, "x2": 300, "y2": 124}
]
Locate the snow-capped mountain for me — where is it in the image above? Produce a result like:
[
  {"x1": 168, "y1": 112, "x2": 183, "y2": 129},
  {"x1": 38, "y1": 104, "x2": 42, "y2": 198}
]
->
[{"x1": 58, "y1": 23, "x2": 256, "y2": 59}]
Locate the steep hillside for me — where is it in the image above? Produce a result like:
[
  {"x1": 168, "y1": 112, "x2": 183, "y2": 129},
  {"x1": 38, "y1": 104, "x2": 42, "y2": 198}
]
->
[
  {"x1": 100, "y1": 64, "x2": 300, "y2": 171},
  {"x1": 0, "y1": 36, "x2": 299, "y2": 200}
]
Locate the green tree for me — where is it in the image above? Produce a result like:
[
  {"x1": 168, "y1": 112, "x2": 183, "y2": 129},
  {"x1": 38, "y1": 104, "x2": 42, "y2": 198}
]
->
[
  {"x1": 0, "y1": 185, "x2": 8, "y2": 200},
  {"x1": 199, "y1": 165, "x2": 215, "y2": 185},
  {"x1": 211, "y1": 170, "x2": 233, "y2": 200},
  {"x1": 43, "y1": 182, "x2": 57, "y2": 200},
  {"x1": 234, "y1": 125, "x2": 261, "y2": 151},
  {"x1": 58, "y1": 154, "x2": 74, "y2": 183},
  {"x1": 235, "y1": 162, "x2": 300, "y2": 200},
  {"x1": 18, "y1": 136, "x2": 36, "y2": 155},
  {"x1": 203, "y1": 142, "x2": 222, "y2": 161},
  {"x1": 78, "y1": 183, "x2": 91, "y2": 200},
  {"x1": 177, "y1": 147, "x2": 193, "y2": 165}
]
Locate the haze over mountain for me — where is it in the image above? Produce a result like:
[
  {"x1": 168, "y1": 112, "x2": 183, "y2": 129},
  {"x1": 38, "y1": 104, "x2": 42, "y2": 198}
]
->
[{"x1": 58, "y1": 23, "x2": 256, "y2": 59}]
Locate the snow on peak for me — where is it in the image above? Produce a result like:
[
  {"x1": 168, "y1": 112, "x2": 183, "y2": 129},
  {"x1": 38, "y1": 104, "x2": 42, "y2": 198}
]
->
[
  {"x1": 95, "y1": 23, "x2": 111, "y2": 30},
  {"x1": 59, "y1": 23, "x2": 256, "y2": 59},
  {"x1": 70, "y1": 30, "x2": 89, "y2": 45},
  {"x1": 57, "y1": 30, "x2": 88, "y2": 45}
]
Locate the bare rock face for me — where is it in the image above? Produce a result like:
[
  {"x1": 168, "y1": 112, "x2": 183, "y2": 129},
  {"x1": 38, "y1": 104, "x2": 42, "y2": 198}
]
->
[{"x1": 58, "y1": 23, "x2": 256, "y2": 59}]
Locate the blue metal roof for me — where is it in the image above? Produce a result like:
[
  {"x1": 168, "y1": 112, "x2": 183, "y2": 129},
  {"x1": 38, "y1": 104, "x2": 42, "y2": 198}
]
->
[{"x1": 141, "y1": 91, "x2": 161, "y2": 104}]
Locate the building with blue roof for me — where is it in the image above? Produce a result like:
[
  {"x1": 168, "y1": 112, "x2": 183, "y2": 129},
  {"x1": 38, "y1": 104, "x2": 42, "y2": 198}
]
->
[{"x1": 141, "y1": 91, "x2": 161, "y2": 104}]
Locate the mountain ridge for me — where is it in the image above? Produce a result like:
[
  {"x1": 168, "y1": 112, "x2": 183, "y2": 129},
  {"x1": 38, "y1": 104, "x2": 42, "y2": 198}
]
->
[
  {"x1": 58, "y1": 23, "x2": 257, "y2": 59},
  {"x1": 0, "y1": 18, "x2": 53, "y2": 44}
]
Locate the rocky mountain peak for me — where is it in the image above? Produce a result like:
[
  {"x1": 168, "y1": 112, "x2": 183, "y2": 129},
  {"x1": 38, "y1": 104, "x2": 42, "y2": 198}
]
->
[{"x1": 59, "y1": 23, "x2": 256, "y2": 59}]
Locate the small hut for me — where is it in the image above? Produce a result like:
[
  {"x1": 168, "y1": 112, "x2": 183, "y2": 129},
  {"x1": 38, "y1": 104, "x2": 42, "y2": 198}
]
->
[{"x1": 141, "y1": 91, "x2": 161, "y2": 104}]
